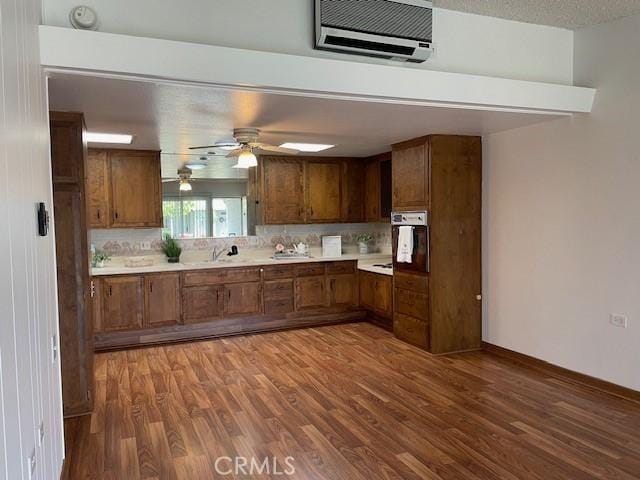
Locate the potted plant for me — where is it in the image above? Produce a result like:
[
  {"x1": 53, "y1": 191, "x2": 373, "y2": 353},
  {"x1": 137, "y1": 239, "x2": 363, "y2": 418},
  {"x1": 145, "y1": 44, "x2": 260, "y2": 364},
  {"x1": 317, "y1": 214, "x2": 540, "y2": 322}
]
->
[
  {"x1": 92, "y1": 251, "x2": 111, "y2": 268},
  {"x1": 354, "y1": 233, "x2": 374, "y2": 254},
  {"x1": 162, "y1": 233, "x2": 182, "y2": 263}
]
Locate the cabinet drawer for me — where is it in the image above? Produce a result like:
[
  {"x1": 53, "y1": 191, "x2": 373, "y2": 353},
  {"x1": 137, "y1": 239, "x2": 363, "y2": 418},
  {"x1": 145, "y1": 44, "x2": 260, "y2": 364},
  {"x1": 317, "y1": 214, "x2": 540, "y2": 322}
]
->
[
  {"x1": 326, "y1": 261, "x2": 356, "y2": 275},
  {"x1": 262, "y1": 265, "x2": 294, "y2": 280},
  {"x1": 394, "y1": 287, "x2": 428, "y2": 320},
  {"x1": 264, "y1": 280, "x2": 293, "y2": 299},
  {"x1": 394, "y1": 272, "x2": 428, "y2": 293},
  {"x1": 394, "y1": 313, "x2": 429, "y2": 349},
  {"x1": 182, "y1": 267, "x2": 261, "y2": 286},
  {"x1": 264, "y1": 298, "x2": 294, "y2": 315},
  {"x1": 295, "y1": 263, "x2": 326, "y2": 277}
]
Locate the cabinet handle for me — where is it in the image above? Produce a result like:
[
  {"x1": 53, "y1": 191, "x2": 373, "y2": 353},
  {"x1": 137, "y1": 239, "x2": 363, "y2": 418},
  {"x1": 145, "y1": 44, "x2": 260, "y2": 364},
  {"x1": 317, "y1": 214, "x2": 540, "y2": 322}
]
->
[
  {"x1": 114, "y1": 211, "x2": 119, "y2": 219},
  {"x1": 228, "y1": 290, "x2": 231, "y2": 300},
  {"x1": 108, "y1": 286, "x2": 112, "y2": 297},
  {"x1": 97, "y1": 209, "x2": 100, "y2": 220},
  {"x1": 149, "y1": 282, "x2": 153, "y2": 293}
]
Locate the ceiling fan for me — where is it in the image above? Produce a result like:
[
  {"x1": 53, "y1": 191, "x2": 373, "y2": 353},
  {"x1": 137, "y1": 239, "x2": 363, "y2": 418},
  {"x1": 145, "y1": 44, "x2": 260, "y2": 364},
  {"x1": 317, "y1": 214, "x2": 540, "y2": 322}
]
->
[
  {"x1": 189, "y1": 127, "x2": 299, "y2": 168},
  {"x1": 162, "y1": 166, "x2": 199, "y2": 191}
]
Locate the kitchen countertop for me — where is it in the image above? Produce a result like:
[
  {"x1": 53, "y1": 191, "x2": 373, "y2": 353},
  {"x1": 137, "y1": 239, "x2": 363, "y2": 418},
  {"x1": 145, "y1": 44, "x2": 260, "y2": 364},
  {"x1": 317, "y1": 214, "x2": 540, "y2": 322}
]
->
[
  {"x1": 356, "y1": 258, "x2": 394, "y2": 276},
  {"x1": 91, "y1": 249, "x2": 393, "y2": 276}
]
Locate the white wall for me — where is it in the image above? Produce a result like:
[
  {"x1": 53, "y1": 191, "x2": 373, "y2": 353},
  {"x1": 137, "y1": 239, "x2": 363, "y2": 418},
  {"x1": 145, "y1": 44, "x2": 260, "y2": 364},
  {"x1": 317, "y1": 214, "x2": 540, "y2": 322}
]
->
[
  {"x1": 41, "y1": 0, "x2": 573, "y2": 84},
  {"x1": 483, "y1": 13, "x2": 640, "y2": 390},
  {"x1": 0, "y1": 0, "x2": 64, "y2": 478}
]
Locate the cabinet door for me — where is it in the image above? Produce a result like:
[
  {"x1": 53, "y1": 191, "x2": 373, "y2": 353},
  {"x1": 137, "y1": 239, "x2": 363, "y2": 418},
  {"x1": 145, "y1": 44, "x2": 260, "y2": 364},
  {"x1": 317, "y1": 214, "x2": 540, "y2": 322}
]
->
[
  {"x1": 374, "y1": 275, "x2": 393, "y2": 319},
  {"x1": 392, "y1": 142, "x2": 429, "y2": 210},
  {"x1": 145, "y1": 273, "x2": 180, "y2": 327},
  {"x1": 295, "y1": 276, "x2": 327, "y2": 311},
  {"x1": 364, "y1": 161, "x2": 380, "y2": 222},
  {"x1": 224, "y1": 282, "x2": 262, "y2": 316},
  {"x1": 86, "y1": 149, "x2": 110, "y2": 227},
  {"x1": 359, "y1": 272, "x2": 375, "y2": 310},
  {"x1": 328, "y1": 274, "x2": 357, "y2": 307},
  {"x1": 100, "y1": 276, "x2": 144, "y2": 331},
  {"x1": 182, "y1": 285, "x2": 224, "y2": 324},
  {"x1": 305, "y1": 160, "x2": 342, "y2": 223},
  {"x1": 341, "y1": 160, "x2": 365, "y2": 222},
  {"x1": 262, "y1": 157, "x2": 305, "y2": 224},
  {"x1": 50, "y1": 114, "x2": 84, "y2": 184},
  {"x1": 110, "y1": 150, "x2": 162, "y2": 227}
]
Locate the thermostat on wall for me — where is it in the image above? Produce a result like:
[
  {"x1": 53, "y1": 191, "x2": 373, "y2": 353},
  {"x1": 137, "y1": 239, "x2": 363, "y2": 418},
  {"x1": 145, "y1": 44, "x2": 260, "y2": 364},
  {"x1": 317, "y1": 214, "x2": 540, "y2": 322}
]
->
[{"x1": 69, "y1": 5, "x2": 98, "y2": 30}]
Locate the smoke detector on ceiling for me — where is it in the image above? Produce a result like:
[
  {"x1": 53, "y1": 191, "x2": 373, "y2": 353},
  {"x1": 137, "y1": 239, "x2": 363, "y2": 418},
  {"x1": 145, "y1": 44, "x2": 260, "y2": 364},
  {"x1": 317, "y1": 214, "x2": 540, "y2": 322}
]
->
[{"x1": 69, "y1": 6, "x2": 98, "y2": 30}]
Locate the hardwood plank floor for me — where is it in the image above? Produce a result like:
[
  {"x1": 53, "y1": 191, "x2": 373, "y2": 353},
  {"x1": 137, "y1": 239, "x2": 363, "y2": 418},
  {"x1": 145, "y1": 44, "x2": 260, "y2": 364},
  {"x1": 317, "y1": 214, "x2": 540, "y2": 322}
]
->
[{"x1": 66, "y1": 323, "x2": 640, "y2": 479}]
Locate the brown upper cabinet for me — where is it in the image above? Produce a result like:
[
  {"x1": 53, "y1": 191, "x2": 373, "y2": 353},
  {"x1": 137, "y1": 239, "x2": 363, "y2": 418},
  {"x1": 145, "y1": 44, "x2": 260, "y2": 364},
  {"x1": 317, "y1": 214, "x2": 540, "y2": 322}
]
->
[
  {"x1": 86, "y1": 148, "x2": 162, "y2": 228},
  {"x1": 341, "y1": 159, "x2": 365, "y2": 222},
  {"x1": 258, "y1": 155, "x2": 375, "y2": 225},
  {"x1": 305, "y1": 159, "x2": 342, "y2": 223},
  {"x1": 261, "y1": 156, "x2": 306, "y2": 224},
  {"x1": 364, "y1": 152, "x2": 392, "y2": 222},
  {"x1": 392, "y1": 141, "x2": 429, "y2": 211},
  {"x1": 86, "y1": 150, "x2": 110, "y2": 227}
]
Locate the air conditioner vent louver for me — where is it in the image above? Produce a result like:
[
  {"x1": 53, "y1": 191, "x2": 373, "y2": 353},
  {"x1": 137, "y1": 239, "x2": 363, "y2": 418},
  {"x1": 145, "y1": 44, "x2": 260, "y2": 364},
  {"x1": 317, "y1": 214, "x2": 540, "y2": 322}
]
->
[
  {"x1": 321, "y1": 0, "x2": 432, "y2": 42},
  {"x1": 315, "y1": 0, "x2": 433, "y2": 63}
]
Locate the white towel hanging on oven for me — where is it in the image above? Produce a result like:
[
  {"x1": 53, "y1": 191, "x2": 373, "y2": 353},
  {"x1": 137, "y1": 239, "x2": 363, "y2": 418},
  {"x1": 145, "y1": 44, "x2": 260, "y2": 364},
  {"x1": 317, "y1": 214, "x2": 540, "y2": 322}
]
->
[{"x1": 397, "y1": 226, "x2": 414, "y2": 263}]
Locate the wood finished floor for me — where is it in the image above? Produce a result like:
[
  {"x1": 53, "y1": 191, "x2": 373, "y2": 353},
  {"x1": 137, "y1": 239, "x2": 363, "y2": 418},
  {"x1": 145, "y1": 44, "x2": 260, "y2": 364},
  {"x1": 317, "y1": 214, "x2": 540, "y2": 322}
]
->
[{"x1": 66, "y1": 323, "x2": 640, "y2": 479}]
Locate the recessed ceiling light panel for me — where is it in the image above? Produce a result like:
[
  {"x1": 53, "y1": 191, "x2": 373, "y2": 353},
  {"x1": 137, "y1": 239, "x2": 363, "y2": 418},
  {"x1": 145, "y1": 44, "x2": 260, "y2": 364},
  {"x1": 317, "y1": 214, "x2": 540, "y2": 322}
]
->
[
  {"x1": 279, "y1": 143, "x2": 334, "y2": 152},
  {"x1": 85, "y1": 132, "x2": 133, "y2": 144}
]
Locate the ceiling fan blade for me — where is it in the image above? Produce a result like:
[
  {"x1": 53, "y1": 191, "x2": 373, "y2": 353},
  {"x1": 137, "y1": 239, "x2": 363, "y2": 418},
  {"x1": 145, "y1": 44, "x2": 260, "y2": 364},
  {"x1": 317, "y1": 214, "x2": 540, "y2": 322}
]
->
[
  {"x1": 188, "y1": 145, "x2": 219, "y2": 150},
  {"x1": 162, "y1": 178, "x2": 178, "y2": 183},
  {"x1": 189, "y1": 142, "x2": 240, "y2": 150},
  {"x1": 254, "y1": 144, "x2": 299, "y2": 155}
]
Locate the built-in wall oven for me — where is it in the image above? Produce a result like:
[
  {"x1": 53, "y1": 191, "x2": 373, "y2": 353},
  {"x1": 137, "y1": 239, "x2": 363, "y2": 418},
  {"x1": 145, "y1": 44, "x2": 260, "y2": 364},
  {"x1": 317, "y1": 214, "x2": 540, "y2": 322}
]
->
[{"x1": 391, "y1": 211, "x2": 429, "y2": 274}]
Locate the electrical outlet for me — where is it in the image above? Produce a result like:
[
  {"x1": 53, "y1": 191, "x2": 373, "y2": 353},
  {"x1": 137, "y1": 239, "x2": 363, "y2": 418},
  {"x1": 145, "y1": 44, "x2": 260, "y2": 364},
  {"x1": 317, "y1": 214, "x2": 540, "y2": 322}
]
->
[
  {"x1": 610, "y1": 314, "x2": 628, "y2": 328},
  {"x1": 27, "y1": 449, "x2": 36, "y2": 477},
  {"x1": 140, "y1": 241, "x2": 151, "y2": 250}
]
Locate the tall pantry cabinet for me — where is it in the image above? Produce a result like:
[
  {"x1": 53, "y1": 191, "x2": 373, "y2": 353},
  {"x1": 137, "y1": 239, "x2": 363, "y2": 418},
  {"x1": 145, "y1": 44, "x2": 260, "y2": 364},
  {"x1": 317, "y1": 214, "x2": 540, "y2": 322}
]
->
[
  {"x1": 49, "y1": 112, "x2": 94, "y2": 416},
  {"x1": 392, "y1": 135, "x2": 482, "y2": 354}
]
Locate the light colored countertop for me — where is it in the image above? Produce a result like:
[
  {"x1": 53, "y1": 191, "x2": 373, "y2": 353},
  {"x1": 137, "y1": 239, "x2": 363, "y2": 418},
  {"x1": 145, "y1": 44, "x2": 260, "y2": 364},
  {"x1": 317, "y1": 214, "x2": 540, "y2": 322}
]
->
[
  {"x1": 356, "y1": 258, "x2": 394, "y2": 276},
  {"x1": 91, "y1": 248, "x2": 393, "y2": 277}
]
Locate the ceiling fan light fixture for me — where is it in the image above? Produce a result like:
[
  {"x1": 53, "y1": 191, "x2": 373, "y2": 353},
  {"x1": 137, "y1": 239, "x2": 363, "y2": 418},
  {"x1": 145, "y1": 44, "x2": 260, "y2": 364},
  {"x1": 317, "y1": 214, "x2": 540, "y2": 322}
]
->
[
  {"x1": 233, "y1": 149, "x2": 258, "y2": 169},
  {"x1": 179, "y1": 179, "x2": 192, "y2": 191}
]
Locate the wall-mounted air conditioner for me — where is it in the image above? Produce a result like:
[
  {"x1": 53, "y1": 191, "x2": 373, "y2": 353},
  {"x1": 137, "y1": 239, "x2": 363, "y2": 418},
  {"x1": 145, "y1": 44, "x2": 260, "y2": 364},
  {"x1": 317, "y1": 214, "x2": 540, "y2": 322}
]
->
[{"x1": 315, "y1": 0, "x2": 433, "y2": 63}]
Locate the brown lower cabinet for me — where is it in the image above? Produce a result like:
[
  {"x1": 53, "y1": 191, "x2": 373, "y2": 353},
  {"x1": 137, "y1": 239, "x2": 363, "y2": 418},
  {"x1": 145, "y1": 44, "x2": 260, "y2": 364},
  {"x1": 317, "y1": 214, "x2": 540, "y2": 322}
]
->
[
  {"x1": 182, "y1": 285, "x2": 224, "y2": 324},
  {"x1": 145, "y1": 273, "x2": 181, "y2": 326},
  {"x1": 224, "y1": 282, "x2": 262, "y2": 316},
  {"x1": 93, "y1": 261, "x2": 363, "y2": 349},
  {"x1": 295, "y1": 276, "x2": 328, "y2": 310},
  {"x1": 98, "y1": 276, "x2": 144, "y2": 332},
  {"x1": 359, "y1": 271, "x2": 393, "y2": 329}
]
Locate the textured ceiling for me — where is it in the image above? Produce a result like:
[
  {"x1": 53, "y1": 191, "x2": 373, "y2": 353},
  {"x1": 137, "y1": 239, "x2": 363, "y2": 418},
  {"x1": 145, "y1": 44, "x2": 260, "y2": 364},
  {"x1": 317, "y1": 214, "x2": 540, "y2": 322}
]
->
[{"x1": 435, "y1": 0, "x2": 640, "y2": 29}]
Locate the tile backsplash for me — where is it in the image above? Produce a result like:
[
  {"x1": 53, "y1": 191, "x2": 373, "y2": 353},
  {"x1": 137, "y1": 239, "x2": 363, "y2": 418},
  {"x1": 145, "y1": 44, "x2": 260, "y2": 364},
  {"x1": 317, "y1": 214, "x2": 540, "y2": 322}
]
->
[{"x1": 91, "y1": 223, "x2": 391, "y2": 257}]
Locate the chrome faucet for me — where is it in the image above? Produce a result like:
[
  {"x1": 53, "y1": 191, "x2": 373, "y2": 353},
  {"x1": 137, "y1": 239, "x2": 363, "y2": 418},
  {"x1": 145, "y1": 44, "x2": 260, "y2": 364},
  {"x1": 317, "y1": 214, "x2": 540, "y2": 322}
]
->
[{"x1": 211, "y1": 246, "x2": 226, "y2": 262}]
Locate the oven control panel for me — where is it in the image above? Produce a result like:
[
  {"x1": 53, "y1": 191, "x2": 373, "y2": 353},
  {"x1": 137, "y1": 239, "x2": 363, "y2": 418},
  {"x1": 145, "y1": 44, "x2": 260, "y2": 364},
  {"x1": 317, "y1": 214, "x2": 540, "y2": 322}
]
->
[{"x1": 391, "y1": 211, "x2": 428, "y2": 226}]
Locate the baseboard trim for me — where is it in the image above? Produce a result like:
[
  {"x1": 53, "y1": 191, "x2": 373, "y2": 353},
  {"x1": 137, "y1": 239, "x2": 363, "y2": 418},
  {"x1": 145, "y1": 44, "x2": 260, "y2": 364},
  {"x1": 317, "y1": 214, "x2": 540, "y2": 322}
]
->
[{"x1": 482, "y1": 342, "x2": 640, "y2": 404}]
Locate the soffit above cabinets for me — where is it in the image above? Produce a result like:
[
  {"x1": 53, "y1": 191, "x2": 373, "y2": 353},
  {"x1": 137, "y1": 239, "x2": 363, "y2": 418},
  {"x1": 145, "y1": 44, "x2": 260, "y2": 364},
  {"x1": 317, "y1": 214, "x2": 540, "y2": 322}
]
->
[{"x1": 40, "y1": 26, "x2": 595, "y2": 116}]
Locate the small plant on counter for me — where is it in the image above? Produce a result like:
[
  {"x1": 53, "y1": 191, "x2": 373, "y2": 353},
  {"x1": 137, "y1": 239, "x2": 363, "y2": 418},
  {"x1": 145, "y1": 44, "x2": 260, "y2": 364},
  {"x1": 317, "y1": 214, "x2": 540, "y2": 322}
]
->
[
  {"x1": 354, "y1": 233, "x2": 374, "y2": 254},
  {"x1": 92, "y1": 251, "x2": 111, "y2": 268},
  {"x1": 161, "y1": 233, "x2": 182, "y2": 263}
]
